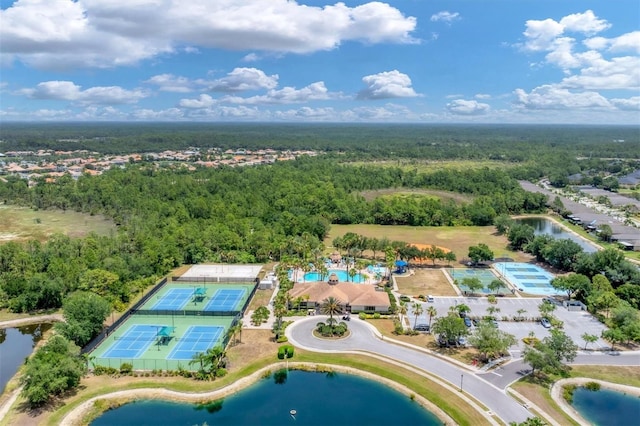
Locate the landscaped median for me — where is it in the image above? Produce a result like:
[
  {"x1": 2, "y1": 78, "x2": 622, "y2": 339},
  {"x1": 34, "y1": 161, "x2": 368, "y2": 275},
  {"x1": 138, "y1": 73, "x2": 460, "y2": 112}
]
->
[{"x1": 1, "y1": 350, "x2": 490, "y2": 426}]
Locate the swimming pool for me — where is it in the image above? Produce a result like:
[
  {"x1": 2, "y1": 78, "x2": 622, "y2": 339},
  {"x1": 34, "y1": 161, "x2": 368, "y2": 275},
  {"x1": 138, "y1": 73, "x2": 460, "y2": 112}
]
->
[
  {"x1": 300, "y1": 269, "x2": 366, "y2": 283},
  {"x1": 493, "y1": 262, "x2": 561, "y2": 296}
]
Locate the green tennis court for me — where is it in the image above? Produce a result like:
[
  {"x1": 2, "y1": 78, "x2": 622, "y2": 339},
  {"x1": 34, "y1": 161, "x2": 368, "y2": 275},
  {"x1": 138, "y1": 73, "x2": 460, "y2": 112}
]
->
[
  {"x1": 91, "y1": 315, "x2": 234, "y2": 371},
  {"x1": 447, "y1": 268, "x2": 504, "y2": 294}
]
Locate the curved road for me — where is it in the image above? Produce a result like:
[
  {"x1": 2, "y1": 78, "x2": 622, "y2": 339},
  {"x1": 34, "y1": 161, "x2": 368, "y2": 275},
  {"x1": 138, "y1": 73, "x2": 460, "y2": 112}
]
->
[{"x1": 287, "y1": 316, "x2": 533, "y2": 424}]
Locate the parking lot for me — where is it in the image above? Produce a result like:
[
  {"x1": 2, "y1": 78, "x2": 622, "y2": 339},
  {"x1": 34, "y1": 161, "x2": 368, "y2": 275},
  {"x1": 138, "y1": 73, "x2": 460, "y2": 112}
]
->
[{"x1": 407, "y1": 296, "x2": 610, "y2": 352}]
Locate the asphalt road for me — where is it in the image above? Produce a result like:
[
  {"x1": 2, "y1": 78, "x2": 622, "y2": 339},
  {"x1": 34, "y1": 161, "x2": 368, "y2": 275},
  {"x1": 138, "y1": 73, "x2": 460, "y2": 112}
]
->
[
  {"x1": 478, "y1": 352, "x2": 640, "y2": 389},
  {"x1": 287, "y1": 316, "x2": 533, "y2": 424}
]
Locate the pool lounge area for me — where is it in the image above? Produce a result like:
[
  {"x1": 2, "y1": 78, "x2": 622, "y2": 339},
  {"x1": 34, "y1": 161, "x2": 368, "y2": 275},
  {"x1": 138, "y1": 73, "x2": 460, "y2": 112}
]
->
[{"x1": 493, "y1": 262, "x2": 561, "y2": 296}]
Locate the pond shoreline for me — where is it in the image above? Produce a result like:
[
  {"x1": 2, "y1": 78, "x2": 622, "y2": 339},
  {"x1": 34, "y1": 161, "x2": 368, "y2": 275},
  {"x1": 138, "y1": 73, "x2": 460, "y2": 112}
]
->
[
  {"x1": 551, "y1": 378, "x2": 640, "y2": 426},
  {"x1": 60, "y1": 363, "x2": 457, "y2": 426}
]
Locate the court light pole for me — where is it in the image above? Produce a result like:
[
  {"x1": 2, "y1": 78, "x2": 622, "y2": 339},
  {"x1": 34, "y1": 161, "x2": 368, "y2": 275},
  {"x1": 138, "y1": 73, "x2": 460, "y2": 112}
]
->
[{"x1": 460, "y1": 374, "x2": 463, "y2": 392}]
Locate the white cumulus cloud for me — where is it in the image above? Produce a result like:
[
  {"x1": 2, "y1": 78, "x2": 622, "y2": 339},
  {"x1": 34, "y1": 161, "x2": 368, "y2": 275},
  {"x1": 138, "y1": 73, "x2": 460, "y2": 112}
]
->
[
  {"x1": 145, "y1": 74, "x2": 196, "y2": 93},
  {"x1": 221, "y1": 81, "x2": 333, "y2": 105},
  {"x1": 430, "y1": 11, "x2": 460, "y2": 23},
  {"x1": 21, "y1": 81, "x2": 147, "y2": 105},
  {"x1": 178, "y1": 94, "x2": 216, "y2": 109},
  {"x1": 209, "y1": 68, "x2": 279, "y2": 92},
  {"x1": 1, "y1": 0, "x2": 417, "y2": 69},
  {"x1": 513, "y1": 85, "x2": 611, "y2": 110},
  {"x1": 446, "y1": 99, "x2": 490, "y2": 115},
  {"x1": 357, "y1": 70, "x2": 419, "y2": 100},
  {"x1": 610, "y1": 96, "x2": 640, "y2": 111}
]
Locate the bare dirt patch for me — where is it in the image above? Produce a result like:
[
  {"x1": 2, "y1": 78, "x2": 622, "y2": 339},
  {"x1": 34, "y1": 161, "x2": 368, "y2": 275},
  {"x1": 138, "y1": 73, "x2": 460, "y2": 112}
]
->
[
  {"x1": 395, "y1": 268, "x2": 457, "y2": 297},
  {"x1": 226, "y1": 329, "x2": 279, "y2": 370}
]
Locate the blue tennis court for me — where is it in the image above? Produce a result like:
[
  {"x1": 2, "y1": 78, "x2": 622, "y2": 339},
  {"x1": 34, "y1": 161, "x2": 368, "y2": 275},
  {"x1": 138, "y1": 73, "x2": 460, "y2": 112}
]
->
[
  {"x1": 151, "y1": 288, "x2": 193, "y2": 310},
  {"x1": 494, "y1": 262, "x2": 560, "y2": 296},
  {"x1": 204, "y1": 288, "x2": 246, "y2": 311},
  {"x1": 102, "y1": 324, "x2": 162, "y2": 359},
  {"x1": 167, "y1": 325, "x2": 224, "y2": 360}
]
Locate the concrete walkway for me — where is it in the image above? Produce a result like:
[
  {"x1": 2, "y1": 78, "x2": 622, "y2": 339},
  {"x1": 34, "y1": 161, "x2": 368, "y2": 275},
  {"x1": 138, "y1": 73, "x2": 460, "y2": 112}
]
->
[{"x1": 286, "y1": 315, "x2": 534, "y2": 424}]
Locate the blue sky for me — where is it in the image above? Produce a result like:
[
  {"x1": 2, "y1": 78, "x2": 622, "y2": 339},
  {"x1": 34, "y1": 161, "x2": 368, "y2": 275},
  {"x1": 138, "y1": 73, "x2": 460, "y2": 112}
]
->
[{"x1": 1, "y1": 0, "x2": 638, "y2": 123}]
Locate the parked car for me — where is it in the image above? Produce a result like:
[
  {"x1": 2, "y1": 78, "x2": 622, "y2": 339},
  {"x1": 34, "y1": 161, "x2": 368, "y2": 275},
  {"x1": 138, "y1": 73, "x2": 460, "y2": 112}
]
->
[
  {"x1": 457, "y1": 336, "x2": 468, "y2": 346},
  {"x1": 437, "y1": 335, "x2": 448, "y2": 347},
  {"x1": 464, "y1": 317, "x2": 472, "y2": 327},
  {"x1": 427, "y1": 295, "x2": 434, "y2": 303},
  {"x1": 491, "y1": 320, "x2": 499, "y2": 328},
  {"x1": 540, "y1": 317, "x2": 551, "y2": 328},
  {"x1": 413, "y1": 324, "x2": 430, "y2": 332},
  {"x1": 471, "y1": 318, "x2": 479, "y2": 326}
]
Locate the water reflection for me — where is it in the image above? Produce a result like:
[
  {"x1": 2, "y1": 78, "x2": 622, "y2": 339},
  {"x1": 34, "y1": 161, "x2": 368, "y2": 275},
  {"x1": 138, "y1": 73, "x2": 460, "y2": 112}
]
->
[
  {"x1": 0, "y1": 323, "x2": 53, "y2": 393},
  {"x1": 515, "y1": 217, "x2": 598, "y2": 253}
]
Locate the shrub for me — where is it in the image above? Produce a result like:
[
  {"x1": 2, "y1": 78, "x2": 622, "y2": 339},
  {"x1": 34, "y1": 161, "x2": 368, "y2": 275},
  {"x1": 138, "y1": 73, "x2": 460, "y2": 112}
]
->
[
  {"x1": 119, "y1": 363, "x2": 133, "y2": 375},
  {"x1": 373, "y1": 312, "x2": 381, "y2": 319},
  {"x1": 487, "y1": 295, "x2": 497, "y2": 304},
  {"x1": 358, "y1": 312, "x2": 367, "y2": 320},
  {"x1": 276, "y1": 336, "x2": 288, "y2": 343},
  {"x1": 277, "y1": 345, "x2": 294, "y2": 359},
  {"x1": 93, "y1": 365, "x2": 118, "y2": 376},
  {"x1": 563, "y1": 384, "x2": 576, "y2": 403},
  {"x1": 584, "y1": 382, "x2": 601, "y2": 391},
  {"x1": 215, "y1": 368, "x2": 227, "y2": 378}
]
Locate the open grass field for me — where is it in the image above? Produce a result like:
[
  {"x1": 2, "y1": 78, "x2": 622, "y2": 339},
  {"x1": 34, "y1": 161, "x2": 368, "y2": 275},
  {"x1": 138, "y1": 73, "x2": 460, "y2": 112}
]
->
[
  {"x1": 347, "y1": 159, "x2": 518, "y2": 173},
  {"x1": 0, "y1": 205, "x2": 115, "y2": 242},
  {"x1": 326, "y1": 224, "x2": 532, "y2": 264},
  {"x1": 359, "y1": 188, "x2": 474, "y2": 204}
]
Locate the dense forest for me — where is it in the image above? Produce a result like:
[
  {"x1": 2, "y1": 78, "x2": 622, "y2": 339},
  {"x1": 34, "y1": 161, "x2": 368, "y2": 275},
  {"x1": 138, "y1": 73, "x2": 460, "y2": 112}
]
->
[
  {"x1": 0, "y1": 157, "x2": 548, "y2": 311},
  {"x1": 0, "y1": 123, "x2": 638, "y2": 324},
  {"x1": 2, "y1": 123, "x2": 639, "y2": 160}
]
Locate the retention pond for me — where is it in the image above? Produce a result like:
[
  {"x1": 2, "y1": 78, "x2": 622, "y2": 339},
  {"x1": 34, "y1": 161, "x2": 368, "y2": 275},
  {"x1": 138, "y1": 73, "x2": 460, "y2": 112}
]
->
[{"x1": 91, "y1": 370, "x2": 441, "y2": 426}]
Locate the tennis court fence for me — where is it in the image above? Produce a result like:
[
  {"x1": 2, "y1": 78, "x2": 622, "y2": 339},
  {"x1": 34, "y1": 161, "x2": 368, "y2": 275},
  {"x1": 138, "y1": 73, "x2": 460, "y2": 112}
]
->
[
  {"x1": 132, "y1": 309, "x2": 240, "y2": 317},
  {"x1": 171, "y1": 276, "x2": 260, "y2": 284},
  {"x1": 113, "y1": 335, "x2": 221, "y2": 343}
]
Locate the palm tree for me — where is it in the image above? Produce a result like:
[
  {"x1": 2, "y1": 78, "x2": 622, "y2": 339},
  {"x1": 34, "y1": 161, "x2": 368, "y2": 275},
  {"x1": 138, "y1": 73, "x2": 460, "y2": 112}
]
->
[
  {"x1": 412, "y1": 302, "x2": 423, "y2": 327},
  {"x1": 229, "y1": 321, "x2": 243, "y2": 345},
  {"x1": 398, "y1": 301, "x2": 408, "y2": 323},
  {"x1": 202, "y1": 346, "x2": 226, "y2": 378},
  {"x1": 426, "y1": 306, "x2": 437, "y2": 331},
  {"x1": 189, "y1": 351, "x2": 209, "y2": 377},
  {"x1": 320, "y1": 296, "x2": 343, "y2": 323}
]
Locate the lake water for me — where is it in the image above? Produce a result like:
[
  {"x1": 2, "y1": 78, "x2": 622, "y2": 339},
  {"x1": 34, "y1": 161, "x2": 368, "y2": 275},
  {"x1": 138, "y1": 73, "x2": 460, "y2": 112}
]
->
[
  {"x1": 91, "y1": 370, "x2": 441, "y2": 426},
  {"x1": 515, "y1": 217, "x2": 598, "y2": 253},
  {"x1": 572, "y1": 386, "x2": 640, "y2": 425},
  {"x1": 0, "y1": 323, "x2": 52, "y2": 393}
]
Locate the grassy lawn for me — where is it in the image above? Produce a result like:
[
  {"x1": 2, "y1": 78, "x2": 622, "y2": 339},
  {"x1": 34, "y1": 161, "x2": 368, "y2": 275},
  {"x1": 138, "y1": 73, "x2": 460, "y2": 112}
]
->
[
  {"x1": 0, "y1": 205, "x2": 115, "y2": 242},
  {"x1": 326, "y1": 224, "x2": 531, "y2": 264},
  {"x1": 395, "y1": 268, "x2": 458, "y2": 297},
  {"x1": 5, "y1": 327, "x2": 489, "y2": 426},
  {"x1": 510, "y1": 365, "x2": 640, "y2": 426}
]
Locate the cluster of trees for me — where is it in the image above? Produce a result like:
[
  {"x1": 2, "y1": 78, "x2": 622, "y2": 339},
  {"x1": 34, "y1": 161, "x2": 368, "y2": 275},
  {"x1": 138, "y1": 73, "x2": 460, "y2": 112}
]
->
[
  {"x1": 188, "y1": 346, "x2": 228, "y2": 381},
  {"x1": 20, "y1": 335, "x2": 87, "y2": 406},
  {"x1": 523, "y1": 329, "x2": 578, "y2": 376}
]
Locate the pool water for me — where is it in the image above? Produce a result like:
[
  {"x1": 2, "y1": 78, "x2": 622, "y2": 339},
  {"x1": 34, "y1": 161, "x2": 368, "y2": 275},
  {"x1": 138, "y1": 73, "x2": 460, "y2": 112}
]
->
[
  {"x1": 572, "y1": 386, "x2": 640, "y2": 425},
  {"x1": 493, "y1": 262, "x2": 561, "y2": 296},
  {"x1": 298, "y1": 269, "x2": 366, "y2": 283},
  {"x1": 91, "y1": 371, "x2": 441, "y2": 426}
]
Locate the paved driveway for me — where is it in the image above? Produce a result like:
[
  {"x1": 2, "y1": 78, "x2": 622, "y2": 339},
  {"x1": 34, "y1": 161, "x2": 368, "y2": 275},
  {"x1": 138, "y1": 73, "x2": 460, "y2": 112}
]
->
[{"x1": 287, "y1": 316, "x2": 533, "y2": 424}]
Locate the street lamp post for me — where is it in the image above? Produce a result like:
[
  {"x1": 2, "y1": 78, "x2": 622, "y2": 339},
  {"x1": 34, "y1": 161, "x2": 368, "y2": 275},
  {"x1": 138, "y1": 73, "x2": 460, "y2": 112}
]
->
[{"x1": 460, "y1": 374, "x2": 463, "y2": 392}]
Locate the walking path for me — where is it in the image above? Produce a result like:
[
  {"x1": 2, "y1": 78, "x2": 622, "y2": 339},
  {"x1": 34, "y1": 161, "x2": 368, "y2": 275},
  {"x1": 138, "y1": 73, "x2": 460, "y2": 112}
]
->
[{"x1": 0, "y1": 314, "x2": 63, "y2": 329}]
